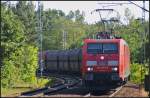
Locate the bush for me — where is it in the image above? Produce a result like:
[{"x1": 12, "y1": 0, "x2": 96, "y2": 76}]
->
[
  {"x1": 35, "y1": 78, "x2": 51, "y2": 88},
  {"x1": 1, "y1": 59, "x2": 18, "y2": 88},
  {"x1": 19, "y1": 45, "x2": 38, "y2": 83},
  {"x1": 1, "y1": 45, "x2": 38, "y2": 88},
  {"x1": 130, "y1": 63, "x2": 148, "y2": 84}
]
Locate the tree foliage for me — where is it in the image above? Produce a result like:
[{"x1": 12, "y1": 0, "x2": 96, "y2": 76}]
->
[
  {"x1": 12, "y1": 1, "x2": 37, "y2": 45},
  {"x1": 1, "y1": 2, "x2": 38, "y2": 88}
]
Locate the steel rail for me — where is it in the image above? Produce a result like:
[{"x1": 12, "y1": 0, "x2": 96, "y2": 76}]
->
[
  {"x1": 19, "y1": 75, "x2": 81, "y2": 97},
  {"x1": 83, "y1": 83, "x2": 124, "y2": 97},
  {"x1": 20, "y1": 77, "x2": 66, "y2": 96},
  {"x1": 108, "y1": 85, "x2": 123, "y2": 97},
  {"x1": 44, "y1": 75, "x2": 81, "y2": 95},
  {"x1": 84, "y1": 93, "x2": 91, "y2": 97}
]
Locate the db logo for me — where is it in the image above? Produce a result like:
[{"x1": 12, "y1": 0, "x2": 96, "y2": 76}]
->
[{"x1": 100, "y1": 56, "x2": 104, "y2": 60}]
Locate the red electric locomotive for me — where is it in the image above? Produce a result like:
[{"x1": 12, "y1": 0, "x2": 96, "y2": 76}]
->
[{"x1": 81, "y1": 32, "x2": 130, "y2": 90}]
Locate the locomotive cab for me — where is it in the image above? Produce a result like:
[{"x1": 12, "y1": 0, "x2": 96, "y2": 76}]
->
[{"x1": 81, "y1": 32, "x2": 130, "y2": 90}]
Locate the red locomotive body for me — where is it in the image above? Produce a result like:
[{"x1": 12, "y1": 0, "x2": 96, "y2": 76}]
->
[{"x1": 81, "y1": 37, "x2": 130, "y2": 89}]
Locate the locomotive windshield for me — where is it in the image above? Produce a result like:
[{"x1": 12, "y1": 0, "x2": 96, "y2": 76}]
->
[
  {"x1": 87, "y1": 43, "x2": 118, "y2": 54},
  {"x1": 87, "y1": 43, "x2": 103, "y2": 54}
]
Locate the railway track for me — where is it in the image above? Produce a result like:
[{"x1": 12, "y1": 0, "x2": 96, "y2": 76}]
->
[
  {"x1": 19, "y1": 74, "x2": 81, "y2": 97},
  {"x1": 45, "y1": 81, "x2": 125, "y2": 97},
  {"x1": 108, "y1": 85, "x2": 123, "y2": 97},
  {"x1": 19, "y1": 72, "x2": 125, "y2": 97},
  {"x1": 83, "y1": 84, "x2": 124, "y2": 97}
]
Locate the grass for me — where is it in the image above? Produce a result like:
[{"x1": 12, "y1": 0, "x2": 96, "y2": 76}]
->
[
  {"x1": 1, "y1": 77, "x2": 51, "y2": 97},
  {"x1": 1, "y1": 87, "x2": 32, "y2": 97},
  {"x1": 36, "y1": 77, "x2": 52, "y2": 87}
]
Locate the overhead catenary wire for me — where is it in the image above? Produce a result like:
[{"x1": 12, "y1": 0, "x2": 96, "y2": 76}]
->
[
  {"x1": 91, "y1": 8, "x2": 115, "y2": 32},
  {"x1": 128, "y1": 1, "x2": 149, "y2": 12},
  {"x1": 98, "y1": 1, "x2": 148, "y2": 63}
]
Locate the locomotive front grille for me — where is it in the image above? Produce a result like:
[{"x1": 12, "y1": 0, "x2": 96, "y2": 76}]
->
[
  {"x1": 84, "y1": 72, "x2": 120, "y2": 81},
  {"x1": 97, "y1": 60, "x2": 118, "y2": 66}
]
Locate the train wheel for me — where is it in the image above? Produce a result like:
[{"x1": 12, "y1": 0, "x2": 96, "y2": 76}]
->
[
  {"x1": 118, "y1": 81, "x2": 123, "y2": 86},
  {"x1": 118, "y1": 79, "x2": 126, "y2": 86},
  {"x1": 122, "y1": 77, "x2": 128, "y2": 85}
]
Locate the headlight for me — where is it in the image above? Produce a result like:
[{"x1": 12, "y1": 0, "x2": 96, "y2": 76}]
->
[
  {"x1": 112, "y1": 67, "x2": 118, "y2": 71},
  {"x1": 87, "y1": 67, "x2": 93, "y2": 71},
  {"x1": 87, "y1": 61, "x2": 97, "y2": 66},
  {"x1": 108, "y1": 60, "x2": 118, "y2": 66}
]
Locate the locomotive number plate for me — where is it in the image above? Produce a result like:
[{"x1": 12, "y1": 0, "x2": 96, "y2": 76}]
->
[{"x1": 98, "y1": 61, "x2": 107, "y2": 65}]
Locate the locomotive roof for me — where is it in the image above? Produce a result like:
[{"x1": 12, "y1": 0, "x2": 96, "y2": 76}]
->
[
  {"x1": 84, "y1": 38, "x2": 128, "y2": 46},
  {"x1": 84, "y1": 38, "x2": 122, "y2": 42}
]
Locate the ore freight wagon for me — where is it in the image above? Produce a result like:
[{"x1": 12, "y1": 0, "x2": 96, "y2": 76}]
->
[{"x1": 38, "y1": 49, "x2": 82, "y2": 75}]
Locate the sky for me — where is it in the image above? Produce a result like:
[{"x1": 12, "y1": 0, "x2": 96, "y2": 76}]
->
[{"x1": 10, "y1": 1, "x2": 149, "y2": 24}]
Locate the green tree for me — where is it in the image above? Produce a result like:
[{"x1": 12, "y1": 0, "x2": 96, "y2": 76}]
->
[
  {"x1": 124, "y1": 8, "x2": 134, "y2": 25},
  {"x1": 12, "y1": 1, "x2": 37, "y2": 45},
  {"x1": 1, "y1": 3, "x2": 38, "y2": 88},
  {"x1": 1, "y1": 4, "x2": 25, "y2": 87},
  {"x1": 66, "y1": 11, "x2": 74, "y2": 20},
  {"x1": 74, "y1": 10, "x2": 85, "y2": 23}
]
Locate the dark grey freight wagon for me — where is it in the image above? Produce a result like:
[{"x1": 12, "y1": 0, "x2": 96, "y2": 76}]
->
[
  {"x1": 37, "y1": 49, "x2": 82, "y2": 75},
  {"x1": 45, "y1": 50, "x2": 59, "y2": 71}
]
